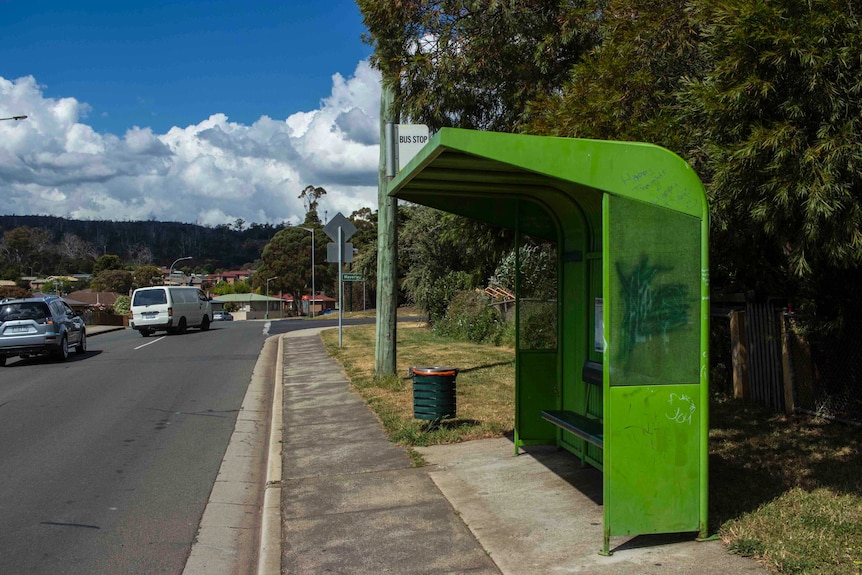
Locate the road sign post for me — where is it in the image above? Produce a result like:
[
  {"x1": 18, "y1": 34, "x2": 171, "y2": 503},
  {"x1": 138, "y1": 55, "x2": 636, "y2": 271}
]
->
[{"x1": 324, "y1": 212, "x2": 357, "y2": 348}]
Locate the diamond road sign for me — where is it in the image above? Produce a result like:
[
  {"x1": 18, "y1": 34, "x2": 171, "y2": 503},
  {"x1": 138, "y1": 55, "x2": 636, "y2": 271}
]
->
[{"x1": 323, "y1": 212, "x2": 356, "y2": 242}]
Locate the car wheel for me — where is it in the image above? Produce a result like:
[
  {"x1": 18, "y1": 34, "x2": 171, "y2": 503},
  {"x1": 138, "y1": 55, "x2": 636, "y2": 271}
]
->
[
  {"x1": 177, "y1": 317, "x2": 187, "y2": 334},
  {"x1": 200, "y1": 316, "x2": 210, "y2": 331},
  {"x1": 139, "y1": 329, "x2": 151, "y2": 337},
  {"x1": 54, "y1": 335, "x2": 69, "y2": 362},
  {"x1": 0, "y1": 356, "x2": 6, "y2": 367},
  {"x1": 76, "y1": 330, "x2": 87, "y2": 355}
]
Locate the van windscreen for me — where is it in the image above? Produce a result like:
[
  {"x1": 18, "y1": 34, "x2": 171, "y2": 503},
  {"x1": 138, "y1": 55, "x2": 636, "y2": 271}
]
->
[{"x1": 133, "y1": 289, "x2": 167, "y2": 306}]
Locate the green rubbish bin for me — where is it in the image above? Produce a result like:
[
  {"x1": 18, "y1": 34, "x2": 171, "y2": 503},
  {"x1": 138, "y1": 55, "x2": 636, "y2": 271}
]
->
[{"x1": 410, "y1": 366, "x2": 458, "y2": 420}]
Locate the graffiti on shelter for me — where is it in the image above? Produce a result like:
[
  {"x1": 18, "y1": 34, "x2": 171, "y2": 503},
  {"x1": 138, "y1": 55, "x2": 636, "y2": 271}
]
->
[{"x1": 616, "y1": 255, "x2": 690, "y2": 360}]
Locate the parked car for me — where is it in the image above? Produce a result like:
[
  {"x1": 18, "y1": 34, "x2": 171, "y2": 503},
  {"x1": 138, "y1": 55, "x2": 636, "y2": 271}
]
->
[
  {"x1": 129, "y1": 286, "x2": 212, "y2": 337},
  {"x1": 213, "y1": 311, "x2": 233, "y2": 321},
  {"x1": 0, "y1": 296, "x2": 87, "y2": 366}
]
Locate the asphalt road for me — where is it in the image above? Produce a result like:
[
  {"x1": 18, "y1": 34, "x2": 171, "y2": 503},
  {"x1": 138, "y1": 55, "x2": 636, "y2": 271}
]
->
[{"x1": 0, "y1": 320, "x2": 271, "y2": 574}]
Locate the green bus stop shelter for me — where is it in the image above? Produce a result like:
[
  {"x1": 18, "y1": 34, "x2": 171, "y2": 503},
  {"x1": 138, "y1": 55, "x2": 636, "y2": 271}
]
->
[{"x1": 388, "y1": 128, "x2": 710, "y2": 554}]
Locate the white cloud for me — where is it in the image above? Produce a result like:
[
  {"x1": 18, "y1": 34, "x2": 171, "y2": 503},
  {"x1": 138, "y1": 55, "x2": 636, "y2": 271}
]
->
[{"x1": 0, "y1": 61, "x2": 382, "y2": 226}]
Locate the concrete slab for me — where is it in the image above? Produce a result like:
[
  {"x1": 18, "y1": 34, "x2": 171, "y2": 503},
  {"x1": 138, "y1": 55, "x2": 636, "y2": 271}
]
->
[
  {"x1": 280, "y1": 334, "x2": 500, "y2": 575},
  {"x1": 416, "y1": 437, "x2": 769, "y2": 575},
  {"x1": 282, "y1": 468, "x2": 443, "y2": 518},
  {"x1": 283, "y1": 500, "x2": 500, "y2": 575}
]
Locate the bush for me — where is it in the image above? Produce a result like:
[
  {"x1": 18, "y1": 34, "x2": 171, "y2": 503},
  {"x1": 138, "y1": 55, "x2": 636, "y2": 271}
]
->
[
  {"x1": 433, "y1": 290, "x2": 503, "y2": 344},
  {"x1": 424, "y1": 271, "x2": 473, "y2": 324},
  {"x1": 113, "y1": 295, "x2": 130, "y2": 315}
]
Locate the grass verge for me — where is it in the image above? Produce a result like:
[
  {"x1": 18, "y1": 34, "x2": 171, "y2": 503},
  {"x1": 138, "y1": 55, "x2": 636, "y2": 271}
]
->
[
  {"x1": 321, "y1": 323, "x2": 514, "y2": 446},
  {"x1": 321, "y1": 323, "x2": 862, "y2": 575}
]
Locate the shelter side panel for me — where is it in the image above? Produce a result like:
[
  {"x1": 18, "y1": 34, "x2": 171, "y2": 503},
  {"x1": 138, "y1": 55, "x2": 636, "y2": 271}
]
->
[
  {"x1": 516, "y1": 350, "x2": 557, "y2": 443},
  {"x1": 606, "y1": 195, "x2": 701, "y2": 386},
  {"x1": 606, "y1": 384, "x2": 702, "y2": 536}
]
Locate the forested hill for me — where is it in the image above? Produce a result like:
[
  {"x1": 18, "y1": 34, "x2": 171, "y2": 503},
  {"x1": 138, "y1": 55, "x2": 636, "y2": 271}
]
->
[{"x1": 0, "y1": 215, "x2": 288, "y2": 271}]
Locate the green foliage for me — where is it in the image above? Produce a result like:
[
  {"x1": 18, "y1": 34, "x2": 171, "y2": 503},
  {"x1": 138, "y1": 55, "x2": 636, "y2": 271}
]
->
[
  {"x1": 0, "y1": 226, "x2": 57, "y2": 277},
  {"x1": 527, "y1": 0, "x2": 703, "y2": 151},
  {"x1": 258, "y1": 226, "x2": 333, "y2": 300},
  {"x1": 90, "y1": 269, "x2": 133, "y2": 294},
  {"x1": 133, "y1": 265, "x2": 163, "y2": 289},
  {"x1": 212, "y1": 280, "x2": 233, "y2": 296},
  {"x1": 433, "y1": 290, "x2": 503, "y2": 344},
  {"x1": 93, "y1": 254, "x2": 124, "y2": 275},
  {"x1": 681, "y1": 0, "x2": 862, "y2": 318},
  {"x1": 113, "y1": 295, "x2": 130, "y2": 315},
  {"x1": 358, "y1": 0, "x2": 601, "y2": 131},
  {"x1": 490, "y1": 241, "x2": 557, "y2": 298},
  {"x1": 519, "y1": 300, "x2": 558, "y2": 350},
  {"x1": 423, "y1": 271, "x2": 473, "y2": 324},
  {"x1": 400, "y1": 205, "x2": 513, "y2": 316}
]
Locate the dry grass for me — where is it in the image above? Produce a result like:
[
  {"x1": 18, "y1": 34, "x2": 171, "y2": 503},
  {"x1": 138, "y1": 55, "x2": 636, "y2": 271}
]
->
[
  {"x1": 321, "y1": 322, "x2": 514, "y2": 446},
  {"x1": 709, "y1": 397, "x2": 862, "y2": 574}
]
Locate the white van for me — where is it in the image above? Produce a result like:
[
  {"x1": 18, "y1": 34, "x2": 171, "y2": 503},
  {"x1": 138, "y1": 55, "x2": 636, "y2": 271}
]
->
[{"x1": 129, "y1": 286, "x2": 213, "y2": 337}]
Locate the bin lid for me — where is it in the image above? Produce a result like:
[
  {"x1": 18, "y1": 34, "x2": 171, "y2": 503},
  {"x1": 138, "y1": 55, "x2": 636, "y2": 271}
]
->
[{"x1": 411, "y1": 366, "x2": 458, "y2": 376}]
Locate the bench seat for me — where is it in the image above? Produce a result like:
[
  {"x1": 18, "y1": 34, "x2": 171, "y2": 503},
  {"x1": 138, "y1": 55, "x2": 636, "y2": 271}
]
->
[{"x1": 540, "y1": 410, "x2": 604, "y2": 449}]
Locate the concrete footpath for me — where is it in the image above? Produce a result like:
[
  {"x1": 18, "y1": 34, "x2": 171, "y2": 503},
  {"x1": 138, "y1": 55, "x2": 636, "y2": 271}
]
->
[{"x1": 277, "y1": 331, "x2": 769, "y2": 575}]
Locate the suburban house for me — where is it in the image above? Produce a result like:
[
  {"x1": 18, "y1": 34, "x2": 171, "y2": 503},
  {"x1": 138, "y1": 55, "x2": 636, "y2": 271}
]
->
[
  {"x1": 207, "y1": 270, "x2": 254, "y2": 285},
  {"x1": 211, "y1": 293, "x2": 285, "y2": 320},
  {"x1": 302, "y1": 294, "x2": 336, "y2": 316}
]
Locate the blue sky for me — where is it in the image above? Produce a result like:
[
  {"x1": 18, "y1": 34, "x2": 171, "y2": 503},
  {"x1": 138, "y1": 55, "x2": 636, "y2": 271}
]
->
[
  {"x1": 1, "y1": 0, "x2": 373, "y2": 134},
  {"x1": 0, "y1": 1, "x2": 382, "y2": 226}
]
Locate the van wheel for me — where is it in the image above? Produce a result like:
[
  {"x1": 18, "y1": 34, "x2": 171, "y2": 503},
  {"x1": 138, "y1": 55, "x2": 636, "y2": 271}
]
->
[
  {"x1": 177, "y1": 318, "x2": 187, "y2": 334},
  {"x1": 200, "y1": 316, "x2": 210, "y2": 331}
]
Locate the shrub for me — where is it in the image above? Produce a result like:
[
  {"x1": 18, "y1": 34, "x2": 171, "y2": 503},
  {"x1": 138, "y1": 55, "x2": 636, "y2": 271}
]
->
[
  {"x1": 424, "y1": 270, "x2": 473, "y2": 324},
  {"x1": 113, "y1": 295, "x2": 130, "y2": 315},
  {"x1": 434, "y1": 290, "x2": 503, "y2": 344}
]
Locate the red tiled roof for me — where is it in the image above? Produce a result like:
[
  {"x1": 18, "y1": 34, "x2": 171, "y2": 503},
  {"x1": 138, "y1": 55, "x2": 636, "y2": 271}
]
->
[
  {"x1": 66, "y1": 289, "x2": 121, "y2": 307},
  {"x1": 301, "y1": 294, "x2": 336, "y2": 302}
]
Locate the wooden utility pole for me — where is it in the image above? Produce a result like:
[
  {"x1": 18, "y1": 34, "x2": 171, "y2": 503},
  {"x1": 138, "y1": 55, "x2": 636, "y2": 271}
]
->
[{"x1": 375, "y1": 84, "x2": 398, "y2": 376}]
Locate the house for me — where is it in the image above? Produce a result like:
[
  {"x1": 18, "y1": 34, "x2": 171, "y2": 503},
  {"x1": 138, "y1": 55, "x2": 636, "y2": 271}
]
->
[
  {"x1": 301, "y1": 294, "x2": 336, "y2": 316},
  {"x1": 65, "y1": 289, "x2": 121, "y2": 310},
  {"x1": 211, "y1": 293, "x2": 284, "y2": 320},
  {"x1": 207, "y1": 270, "x2": 254, "y2": 285}
]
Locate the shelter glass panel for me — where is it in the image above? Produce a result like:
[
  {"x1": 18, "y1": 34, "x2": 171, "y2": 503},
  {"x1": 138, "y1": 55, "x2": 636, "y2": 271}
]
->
[
  {"x1": 607, "y1": 196, "x2": 700, "y2": 386},
  {"x1": 517, "y1": 238, "x2": 558, "y2": 351}
]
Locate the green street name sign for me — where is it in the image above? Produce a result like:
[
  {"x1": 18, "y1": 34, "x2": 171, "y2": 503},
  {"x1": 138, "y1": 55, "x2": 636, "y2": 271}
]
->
[{"x1": 342, "y1": 273, "x2": 363, "y2": 281}]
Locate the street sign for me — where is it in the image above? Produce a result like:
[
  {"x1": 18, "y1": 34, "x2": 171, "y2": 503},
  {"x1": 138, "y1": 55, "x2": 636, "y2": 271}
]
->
[
  {"x1": 396, "y1": 124, "x2": 429, "y2": 170},
  {"x1": 327, "y1": 242, "x2": 353, "y2": 263},
  {"x1": 323, "y1": 212, "x2": 356, "y2": 242},
  {"x1": 342, "y1": 273, "x2": 363, "y2": 282}
]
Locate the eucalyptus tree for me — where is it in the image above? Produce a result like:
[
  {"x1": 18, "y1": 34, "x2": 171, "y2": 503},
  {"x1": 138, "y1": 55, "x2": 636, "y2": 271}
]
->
[
  {"x1": 257, "y1": 226, "x2": 331, "y2": 304},
  {"x1": 683, "y1": 0, "x2": 862, "y2": 317},
  {"x1": 357, "y1": 0, "x2": 602, "y2": 131}
]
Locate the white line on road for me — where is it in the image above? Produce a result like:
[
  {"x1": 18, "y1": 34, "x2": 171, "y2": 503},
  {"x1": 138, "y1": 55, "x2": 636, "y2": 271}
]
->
[{"x1": 134, "y1": 336, "x2": 167, "y2": 350}]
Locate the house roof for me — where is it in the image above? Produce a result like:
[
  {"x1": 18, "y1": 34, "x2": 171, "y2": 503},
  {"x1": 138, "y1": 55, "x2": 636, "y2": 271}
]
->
[
  {"x1": 212, "y1": 293, "x2": 282, "y2": 303},
  {"x1": 66, "y1": 289, "x2": 121, "y2": 307},
  {"x1": 301, "y1": 294, "x2": 336, "y2": 302}
]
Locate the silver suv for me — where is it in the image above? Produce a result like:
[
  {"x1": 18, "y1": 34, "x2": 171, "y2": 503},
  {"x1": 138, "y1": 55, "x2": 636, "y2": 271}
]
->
[{"x1": 0, "y1": 296, "x2": 87, "y2": 366}]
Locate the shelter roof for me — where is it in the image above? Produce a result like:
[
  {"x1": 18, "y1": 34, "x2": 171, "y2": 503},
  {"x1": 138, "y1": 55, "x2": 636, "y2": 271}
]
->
[{"x1": 388, "y1": 128, "x2": 707, "y2": 240}]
